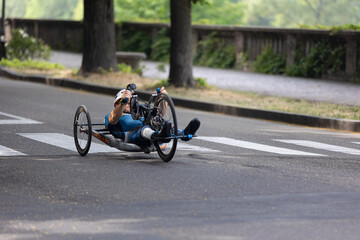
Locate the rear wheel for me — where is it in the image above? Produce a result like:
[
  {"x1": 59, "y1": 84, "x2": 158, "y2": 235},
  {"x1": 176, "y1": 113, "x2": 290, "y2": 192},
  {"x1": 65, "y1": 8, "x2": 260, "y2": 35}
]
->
[
  {"x1": 73, "y1": 105, "x2": 92, "y2": 156},
  {"x1": 153, "y1": 93, "x2": 178, "y2": 162}
]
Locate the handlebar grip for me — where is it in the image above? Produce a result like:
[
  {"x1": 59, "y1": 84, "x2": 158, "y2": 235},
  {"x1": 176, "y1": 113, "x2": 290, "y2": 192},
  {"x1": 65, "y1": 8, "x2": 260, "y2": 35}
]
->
[{"x1": 120, "y1": 97, "x2": 129, "y2": 105}]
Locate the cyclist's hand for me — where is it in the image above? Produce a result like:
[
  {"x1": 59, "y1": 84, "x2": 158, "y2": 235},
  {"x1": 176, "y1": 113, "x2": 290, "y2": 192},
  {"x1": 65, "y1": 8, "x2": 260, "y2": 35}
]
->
[
  {"x1": 121, "y1": 90, "x2": 132, "y2": 99},
  {"x1": 159, "y1": 86, "x2": 167, "y2": 94}
]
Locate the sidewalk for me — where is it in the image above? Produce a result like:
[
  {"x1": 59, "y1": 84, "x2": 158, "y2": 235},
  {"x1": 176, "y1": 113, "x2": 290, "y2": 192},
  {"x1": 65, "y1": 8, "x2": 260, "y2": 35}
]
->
[{"x1": 50, "y1": 51, "x2": 360, "y2": 106}]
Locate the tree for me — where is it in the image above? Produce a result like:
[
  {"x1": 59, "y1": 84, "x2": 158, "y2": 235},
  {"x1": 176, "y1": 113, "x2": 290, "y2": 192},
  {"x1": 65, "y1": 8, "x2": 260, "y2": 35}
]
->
[
  {"x1": 80, "y1": 0, "x2": 118, "y2": 74},
  {"x1": 168, "y1": 0, "x2": 195, "y2": 87}
]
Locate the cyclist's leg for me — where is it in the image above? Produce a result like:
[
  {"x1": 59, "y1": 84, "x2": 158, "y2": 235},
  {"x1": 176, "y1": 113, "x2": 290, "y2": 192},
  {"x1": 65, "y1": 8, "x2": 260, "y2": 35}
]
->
[
  {"x1": 126, "y1": 123, "x2": 172, "y2": 145},
  {"x1": 178, "y1": 118, "x2": 201, "y2": 141},
  {"x1": 125, "y1": 126, "x2": 151, "y2": 146}
]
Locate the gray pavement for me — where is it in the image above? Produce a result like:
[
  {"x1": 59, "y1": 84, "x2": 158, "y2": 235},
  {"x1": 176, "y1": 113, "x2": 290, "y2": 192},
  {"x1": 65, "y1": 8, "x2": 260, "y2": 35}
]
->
[
  {"x1": 50, "y1": 51, "x2": 360, "y2": 106},
  {"x1": 2, "y1": 77, "x2": 360, "y2": 240}
]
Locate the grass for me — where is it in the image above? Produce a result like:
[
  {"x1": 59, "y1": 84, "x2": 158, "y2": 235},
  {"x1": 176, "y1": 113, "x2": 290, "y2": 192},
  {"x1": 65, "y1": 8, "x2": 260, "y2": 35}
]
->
[
  {"x1": 2, "y1": 59, "x2": 360, "y2": 121},
  {"x1": 0, "y1": 58, "x2": 64, "y2": 71}
]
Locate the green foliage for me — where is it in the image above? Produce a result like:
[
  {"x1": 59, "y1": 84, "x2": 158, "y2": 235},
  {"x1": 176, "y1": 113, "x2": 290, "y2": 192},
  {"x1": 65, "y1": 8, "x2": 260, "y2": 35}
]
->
[
  {"x1": 5, "y1": 0, "x2": 360, "y2": 28},
  {"x1": 194, "y1": 32, "x2": 236, "y2": 68},
  {"x1": 0, "y1": 58, "x2": 64, "y2": 70},
  {"x1": 11, "y1": 0, "x2": 246, "y2": 24},
  {"x1": 352, "y1": 68, "x2": 360, "y2": 84},
  {"x1": 299, "y1": 24, "x2": 360, "y2": 34},
  {"x1": 117, "y1": 63, "x2": 145, "y2": 75},
  {"x1": 7, "y1": 29, "x2": 51, "y2": 61},
  {"x1": 253, "y1": 47, "x2": 285, "y2": 74},
  {"x1": 151, "y1": 28, "x2": 171, "y2": 62},
  {"x1": 114, "y1": 0, "x2": 245, "y2": 25},
  {"x1": 192, "y1": 0, "x2": 245, "y2": 25},
  {"x1": 157, "y1": 63, "x2": 166, "y2": 73},
  {"x1": 235, "y1": 52, "x2": 249, "y2": 70},
  {"x1": 118, "y1": 63, "x2": 132, "y2": 73},
  {"x1": 120, "y1": 27, "x2": 152, "y2": 56},
  {"x1": 245, "y1": 0, "x2": 360, "y2": 28},
  {"x1": 23, "y1": 0, "x2": 79, "y2": 20},
  {"x1": 114, "y1": 0, "x2": 169, "y2": 23},
  {"x1": 195, "y1": 77, "x2": 209, "y2": 88},
  {"x1": 191, "y1": 0, "x2": 209, "y2": 4},
  {"x1": 152, "y1": 77, "x2": 209, "y2": 89},
  {"x1": 5, "y1": 0, "x2": 27, "y2": 18},
  {"x1": 286, "y1": 41, "x2": 346, "y2": 78},
  {"x1": 152, "y1": 79, "x2": 170, "y2": 88},
  {"x1": 120, "y1": 27, "x2": 170, "y2": 62},
  {"x1": 72, "y1": 0, "x2": 83, "y2": 20}
]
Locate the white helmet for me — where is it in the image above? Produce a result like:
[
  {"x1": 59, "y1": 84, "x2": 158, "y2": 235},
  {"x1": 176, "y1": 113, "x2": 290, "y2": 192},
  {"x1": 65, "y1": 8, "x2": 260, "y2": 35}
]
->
[{"x1": 114, "y1": 89, "x2": 126, "y2": 107}]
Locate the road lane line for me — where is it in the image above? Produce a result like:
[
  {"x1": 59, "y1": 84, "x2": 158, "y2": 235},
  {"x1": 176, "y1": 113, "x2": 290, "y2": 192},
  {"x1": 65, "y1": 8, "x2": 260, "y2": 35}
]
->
[
  {"x1": 198, "y1": 137, "x2": 325, "y2": 156},
  {"x1": 17, "y1": 133, "x2": 121, "y2": 153},
  {"x1": 0, "y1": 145, "x2": 26, "y2": 156},
  {"x1": 0, "y1": 112, "x2": 42, "y2": 125},
  {"x1": 275, "y1": 140, "x2": 360, "y2": 155}
]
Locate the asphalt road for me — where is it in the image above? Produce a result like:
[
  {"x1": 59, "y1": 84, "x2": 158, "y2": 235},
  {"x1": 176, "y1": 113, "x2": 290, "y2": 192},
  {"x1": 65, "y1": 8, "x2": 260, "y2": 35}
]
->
[{"x1": 1, "y1": 77, "x2": 360, "y2": 240}]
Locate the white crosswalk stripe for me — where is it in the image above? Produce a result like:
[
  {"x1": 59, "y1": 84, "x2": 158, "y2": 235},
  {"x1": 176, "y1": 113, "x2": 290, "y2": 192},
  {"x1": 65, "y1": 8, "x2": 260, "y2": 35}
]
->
[
  {"x1": 0, "y1": 145, "x2": 26, "y2": 156},
  {"x1": 17, "y1": 133, "x2": 219, "y2": 154},
  {"x1": 198, "y1": 137, "x2": 326, "y2": 156},
  {"x1": 176, "y1": 142, "x2": 220, "y2": 152},
  {"x1": 6, "y1": 133, "x2": 359, "y2": 157},
  {"x1": 0, "y1": 112, "x2": 42, "y2": 125},
  {"x1": 275, "y1": 140, "x2": 360, "y2": 156},
  {"x1": 18, "y1": 133, "x2": 121, "y2": 153}
]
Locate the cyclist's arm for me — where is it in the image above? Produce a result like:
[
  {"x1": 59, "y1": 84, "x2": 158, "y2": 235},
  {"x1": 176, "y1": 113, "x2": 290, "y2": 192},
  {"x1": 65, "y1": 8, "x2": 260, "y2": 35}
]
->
[
  {"x1": 109, "y1": 104, "x2": 127, "y2": 125},
  {"x1": 109, "y1": 90, "x2": 132, "y2": 125},
  {"x1": 159, "y1": 87, "x2": 168, "y2": 117}
]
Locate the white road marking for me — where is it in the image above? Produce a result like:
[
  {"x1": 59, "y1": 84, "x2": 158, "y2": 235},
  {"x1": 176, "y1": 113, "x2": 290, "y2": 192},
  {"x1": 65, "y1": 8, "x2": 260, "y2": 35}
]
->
[
  {"x1": 176, "y1": 142, "x2": 220, "y2": 152},
  {"x1": 17, "y1": 133, "x2": 121, "y2": 153},
  {"x1": 275, "y1": 140, "x2": 360, "y2": 155},
  {"x1": 17, "y1": 133, "x2": 219, "y2": 154},
  {"x1": 0, "y1": 145, "x2": 26, "y2": 156},
  {"x1": 0, "y1": 112, "x2": 42, "y2": 125},
  {"x1": 198, "y1": 137, "x2": 325, "y2": 156}
]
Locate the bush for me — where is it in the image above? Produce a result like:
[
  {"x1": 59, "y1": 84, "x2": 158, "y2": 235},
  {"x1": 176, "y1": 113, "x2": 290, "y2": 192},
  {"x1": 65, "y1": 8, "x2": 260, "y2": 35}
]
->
[
  {"x1": 151, "y1": 28, "x2": 170, "y2": 62},
  {"x1": 118, "y1": 63, "x2": 132, "y2": 73},
  {"x1": 195, "y1": 77, "x2": 209, "y2": 88},
  {"x1": 194, "y1": 32, "x2": 236, "y2": 69},
  {"x1": 7, "y1": 29, "x2": 51, "y2": 60},
  {"x1": 286, "y1": 41, "x2": 345, "y2": 78},
  {"x1": 120, "y1": 27, "x2": 152, "y2": 57},
  {"x1": 253, "y1": 47, "x2": 286, "y2": 74}
]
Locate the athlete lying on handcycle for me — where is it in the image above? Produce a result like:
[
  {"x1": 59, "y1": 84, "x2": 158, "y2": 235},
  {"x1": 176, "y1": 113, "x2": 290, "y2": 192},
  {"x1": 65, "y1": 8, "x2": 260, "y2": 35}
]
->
[{"x1": 105, "y1": 85, "x2": 200, "y2": 149}]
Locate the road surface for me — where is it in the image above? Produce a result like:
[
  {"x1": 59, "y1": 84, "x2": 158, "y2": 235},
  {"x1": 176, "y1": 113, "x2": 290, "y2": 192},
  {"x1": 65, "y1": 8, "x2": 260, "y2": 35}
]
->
[{"x1": 1, "y1": 77, "x2": 360, "y2": 240}]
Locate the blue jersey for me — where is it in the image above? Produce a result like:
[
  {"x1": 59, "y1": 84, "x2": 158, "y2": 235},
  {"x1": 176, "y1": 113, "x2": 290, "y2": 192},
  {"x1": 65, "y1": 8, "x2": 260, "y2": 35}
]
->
[{"x1": 105, "y1": 113, "x2": 143, "y2": 141}]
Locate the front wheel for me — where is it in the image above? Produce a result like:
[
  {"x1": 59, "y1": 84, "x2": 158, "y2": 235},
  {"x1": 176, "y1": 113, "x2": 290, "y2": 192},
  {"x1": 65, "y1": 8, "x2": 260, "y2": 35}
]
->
[
  {"x1": 73, "y1": 105, "x2": 92, "y2": 156},
  {"x1": 153, "y1": 93, "x2": 178, "y2": 162}
]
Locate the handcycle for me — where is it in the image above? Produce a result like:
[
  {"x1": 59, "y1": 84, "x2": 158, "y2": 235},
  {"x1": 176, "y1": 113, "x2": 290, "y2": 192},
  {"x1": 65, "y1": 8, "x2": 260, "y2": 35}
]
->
[{"x1": 73, "y1": 83, "x2": 195, "y2": 162}]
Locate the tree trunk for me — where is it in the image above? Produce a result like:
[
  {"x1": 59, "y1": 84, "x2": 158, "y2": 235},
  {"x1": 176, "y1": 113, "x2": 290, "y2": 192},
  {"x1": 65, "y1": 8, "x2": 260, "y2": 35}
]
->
[
  {"x1": 80, "y1": 0, "x2": 118, "y2": 73},
  {"x1": 169, "y1": 0, "x2": 195, "y2": 87}
]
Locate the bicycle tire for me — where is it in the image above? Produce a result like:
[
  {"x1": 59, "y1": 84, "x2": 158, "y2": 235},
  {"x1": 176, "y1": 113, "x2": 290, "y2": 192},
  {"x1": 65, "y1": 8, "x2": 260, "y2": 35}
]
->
[
  {"x1": 153, "y1": 93, "x2": 178, "y2": 162},
  {"x1": 73, "y1": 105, "x2": 92, "y2": 156}
]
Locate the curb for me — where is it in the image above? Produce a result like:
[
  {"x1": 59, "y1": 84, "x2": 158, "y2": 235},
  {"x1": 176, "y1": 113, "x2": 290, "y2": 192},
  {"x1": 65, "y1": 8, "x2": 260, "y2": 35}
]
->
[{"x1": 1, "y1": 66, "x2": 359, "y2": 133}]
